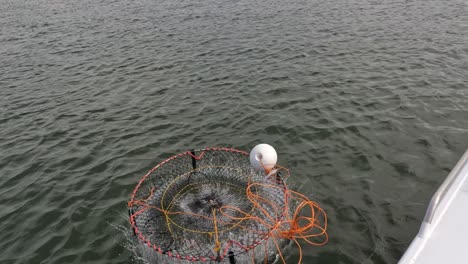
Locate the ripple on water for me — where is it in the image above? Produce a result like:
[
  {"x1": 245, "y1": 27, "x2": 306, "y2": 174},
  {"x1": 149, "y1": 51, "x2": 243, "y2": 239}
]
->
[{"x1": 1, "y1": 0, "x2": 468, "y2": 263}]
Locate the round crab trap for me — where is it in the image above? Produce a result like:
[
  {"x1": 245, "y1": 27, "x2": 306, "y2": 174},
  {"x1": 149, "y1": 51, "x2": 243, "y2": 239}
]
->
[{"x1": 128, "y1": 147, "x2": 328, "y2": 264}]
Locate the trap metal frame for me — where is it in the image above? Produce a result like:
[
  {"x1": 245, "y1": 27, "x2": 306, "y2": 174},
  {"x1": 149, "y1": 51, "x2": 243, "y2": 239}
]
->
[{"x1": 128, "y1": 147, "x2": 289, "y2": 263}]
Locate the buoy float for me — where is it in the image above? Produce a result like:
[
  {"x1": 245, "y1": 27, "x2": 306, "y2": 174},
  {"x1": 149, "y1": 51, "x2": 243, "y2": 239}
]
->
[{"x1": 249, "y1": 143, "x2": 277, "y2": 172}]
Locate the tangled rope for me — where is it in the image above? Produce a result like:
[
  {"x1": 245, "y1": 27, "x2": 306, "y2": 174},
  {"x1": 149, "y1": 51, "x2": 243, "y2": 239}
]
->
[{"x1": 218, "y1": 166, "x2": 328, "y2": 264}]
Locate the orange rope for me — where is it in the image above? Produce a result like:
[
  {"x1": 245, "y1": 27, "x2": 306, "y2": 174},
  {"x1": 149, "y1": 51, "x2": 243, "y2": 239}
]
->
[{"x1": 218, "y1": 164, "x2": 328, "y2": 264}]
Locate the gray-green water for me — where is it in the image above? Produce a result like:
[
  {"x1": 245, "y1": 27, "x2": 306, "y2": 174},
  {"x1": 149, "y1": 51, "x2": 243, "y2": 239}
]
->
[{"x1": 1, "y1": 0, "x2": 468, "y2": 263}]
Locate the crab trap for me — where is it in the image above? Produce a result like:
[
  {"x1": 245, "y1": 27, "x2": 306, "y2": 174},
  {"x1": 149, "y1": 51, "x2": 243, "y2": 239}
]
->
[{"x1": 128, "y1": 146, "x2": 327, "y2": 264}]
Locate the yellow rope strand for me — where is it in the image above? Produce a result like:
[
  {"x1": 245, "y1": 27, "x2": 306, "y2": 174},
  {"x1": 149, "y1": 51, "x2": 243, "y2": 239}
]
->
[{"x1": 212, "y1": 208, "x2": 221, "y2": 253}]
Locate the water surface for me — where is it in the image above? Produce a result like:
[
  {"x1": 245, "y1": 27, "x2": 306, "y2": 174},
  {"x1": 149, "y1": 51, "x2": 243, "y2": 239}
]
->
[{"x1": 1, "y1": 0, "x2": 468, "y2": 263}]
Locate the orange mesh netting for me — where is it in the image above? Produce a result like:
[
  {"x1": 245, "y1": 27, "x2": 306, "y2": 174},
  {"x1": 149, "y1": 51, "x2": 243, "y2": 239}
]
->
[{"x1": 128, "y1": 147, "x2": 327, "y2": 263}]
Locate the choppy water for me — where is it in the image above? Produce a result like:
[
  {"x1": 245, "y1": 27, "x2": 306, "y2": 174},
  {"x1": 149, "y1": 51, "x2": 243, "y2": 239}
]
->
[{"x1": 1, "y1": 0, "x2": 468, "y2": 263}]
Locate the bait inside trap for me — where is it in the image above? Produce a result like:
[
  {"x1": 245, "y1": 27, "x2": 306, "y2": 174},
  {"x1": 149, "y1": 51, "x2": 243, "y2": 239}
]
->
[{"x1": 128, "y1": 147, "x2": 327, "y2": 264}]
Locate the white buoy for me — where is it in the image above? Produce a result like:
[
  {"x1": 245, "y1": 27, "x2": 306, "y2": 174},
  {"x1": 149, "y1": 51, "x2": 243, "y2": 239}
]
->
[{"x1": 250, "y1": 144, "x2": 277, "y2": 172}]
